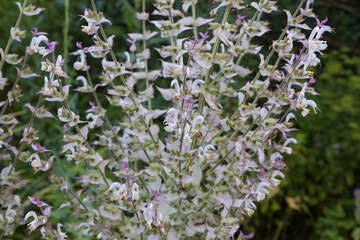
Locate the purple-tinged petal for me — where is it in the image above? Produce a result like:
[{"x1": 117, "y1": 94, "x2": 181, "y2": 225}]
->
[{"x1": 43, "y1": 206, "x2": 52, "y2": 218}]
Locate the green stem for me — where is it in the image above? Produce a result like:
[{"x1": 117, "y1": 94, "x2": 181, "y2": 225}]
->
[
  {"x1": 0, "y1": 0, "x2": 28, "y2": 72},
  {"x1": 250, "y1": 0, "x2": 306, "y2": 86},
  {"x1": 84, "y1": 65, "x2": 125, "y2": 152},
  {"x1": 192, "y1": 0, "x2": 307, "y2": 155},
  {"x1": 191, "y1": 3, "x2": 232, "y2": 151},
  {"x1": 63, "y1": 0, "x2": 70, "y2": 75},
  {"x1": 191, "y1": 0, "x2": 198, "y2": 40},
  {"x1": 0, "y1": 48, "x2": 29, "y2": 117},
  {"x1": 0, "y1": 93, "x2": 44, "y2": 198},
  {"x1": 206, "y1": 48, "x2": 306, "y2": 173},
  {"x1": 91, "y1": 0, "x2": 158, "y2": 147},
  {"x1": 142, "y1": 0, "x2": 152, "y2": 124},
  {"x1": 210, "y1": 11, "x2": 260, "y2": 88},
  {"x1": 51, "y1": 52, "x2": 110, "y2": 188}
]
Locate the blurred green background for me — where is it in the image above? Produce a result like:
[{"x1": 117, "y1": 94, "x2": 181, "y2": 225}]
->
[{"x1": 0, "y1": 0, "x2": 359, "y2": 239}]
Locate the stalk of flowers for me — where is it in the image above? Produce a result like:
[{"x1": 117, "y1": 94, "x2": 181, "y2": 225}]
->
[
  {"x1": 0, "y1": 4, "x2": 46, "y2": 122},
  {"x1": 0, "y1": 30, "x2": 56, "y2": 190},
  {"x1": 0, "y1": 1, "x2": 46, "y2": 172},
  {"x1": 40, "y1": 41, "x2": 132, "y2": 238},
  {"x1": 0, "y1": 2, "x2": 125, "y2": 239},
  {"x1": 74, "y1": 4, "x2": 164, "y2": 238},
  {"x1": 0, "y1": 19, "x2": 49, "y2": 237},
  {"x1": 0, "y1": 32, "x2": 56, "y2": 237},
  {"x1": 0, "y1": 0, "x2": 44, "y2": 72},
  {"x1": 0, "y1": 2, "x2": 44, "y2": 124},
  {"x1": 200, "y1": 6, "x2": 313, "y2": 174},
  {"x1": 81, "y1": 1, "x2": 158, "y2": 183},
  {"x1": 45, "y1": 49, "x2": 113, "y2": 189},
  {"x1": 72, "y1": 52, "x2": 155, "y2": 202},
  {"x1": 1, "y1": 18, "x2": 104, "y2": 238},
  {"x1": 26, "y1": 146, "x2": 120, "y2": 239}
]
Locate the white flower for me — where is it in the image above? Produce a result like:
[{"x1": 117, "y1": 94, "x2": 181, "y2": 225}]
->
[
  {"x1": 10, "y1": 27, "x2": 26, "y2": 42},
  {"x1": 171, "y1": 79, "x2": 181, "y2": 101},
  {"x1": 308, "y1": 26, "x2": 331, "y2": 54},
  {"x1": 190, "y1": 79, "x2": 204, "y2": 97},
  {"x1": 156, "y1": 213, "x2": 166, "y2": 234},
  {"x1": 29, "y1": 35, "x2": 48, "y2": 55},
  {"x1": 30, "y1": 154, "x2": 42, "y2": 170},
  {"x1": 57, "y1": 223, "x2": 68, "y2": 239},
  {"x1": 198, "y1": 144, "x2": 215, "y2": 162},
  {"x1": 132, "y1": 183, "x2": 140, "y2": 201},
  {"x1": 164, "y1": 108, "x2": 178, "y2": 132},
  {"x1": 25, "y1": 211, "x2": 38, "y2": 231},
  {"x1": 81, "y1": 23, "x2": 99, "y2": 35},
  {"x1": 191, "y1": 115, "x2": 204, "y2": 133},
  {"x1": 54, "y1": 55, "x2": 68, "y2": 78},
  {"x1": 143, "y1": 211, "x2": 153, "y2": 229},
  {"x1": 308, "y1": 39, "x2": 327, "y2": 53},
  {"x1": 41, "y1": 76, "x2": 52, "y2": 95},
  {"x1": 271, "y1": 170, "x2": 285, "y2": 187},
  {"x1": 6, "y1": 206, "x2": 16, "y2": 223},
  {"x1": 282, "y1": 138, "x2": 297, "y2": 154},
  {"x1": 256, "y1": 182, "x2": 270, "y2": 202},
  {"x1": 179, "y1": 124, "x2": 192, "y2": 145},
  {"x1": 295, "y1": 83, "x2": 319, "y2": 116},
  {"x1": 0, "y1": 71, "x2": 8, "y2": 90},
  {"x1": 73, "y1": 51, "x2": 88, "y2": 71},
  {"x1": 108, "y1": 182, "x2": 128, "y2": 201},
  {"x1": 57, "y1": 107, "x2": 82, "y2": 126}
]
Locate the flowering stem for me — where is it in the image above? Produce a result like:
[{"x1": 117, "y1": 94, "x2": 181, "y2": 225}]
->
[
  {"x1": 250, "y1": 0, "x2": 306, "y2": 86},
  {"x1": 39, "y1": 206, "x2": 57, "y2": 238},
  {"x1": 0, "y1": 50, "x2": 29, "y2": 118},
  {"x1": 191, "y1": 3, "x2": 231, "y2": 151},
  {"x1": 211, "y1": 11, "x2": 262, "y2": 104},
  {"x1": 132, "y1": 202, "x2": 144, "y2": 240},
  {"x1": 197, "y1": 3, "x2": 231, "y2": 114},
  {"x1": 91, "y1": 0, "x2": 158, "y2": 148},
  {"x1": 210, "y1": 11, "x2": 260, "y2": 87},
  {"x1": 142, "y1": 0, "x2": 152, "y2": 125},
  {"x1": 44, "y1": 156, "x2": 122, "y2": 236},
  {"x1": 63, "y1": 0, "x2": 70, "y2": 75},
  {"x1": 167, "y1": 7, "x2": 178, "y2": 64},
  {"x1": 1, "y1": 93, "x2": 44, "y2": 186},
  {"x1": 43, "y1": 153, "x2": 91, "y2": 213},
  {"x1": 192, "y1": 0, "x2": 307, "y2": 157},
  {"x1": 167, "y1": 8, "x2": 178, "y2": 49},
  {"x1": 51, "y1": 54, "x2": 110, "y2": 189},
  {"x1": 177, "y1": 56, "x2": 192, "y2": 176},
  {"x1": 84, "y1": 65, "x2": 125, "y2": 152},
  {"x1": 0, "y1": 0, "x2": 28, "y2": 72},
  {"x1": 206, "y1": 48, "x2": 306, "y2": 173}
]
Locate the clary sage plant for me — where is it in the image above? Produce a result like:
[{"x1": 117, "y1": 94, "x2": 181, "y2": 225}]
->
[{"x1": 0, "y1": 0, "x2": 331, "y2": 239}]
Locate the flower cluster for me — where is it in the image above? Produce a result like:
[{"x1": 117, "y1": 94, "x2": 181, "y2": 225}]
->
[{"x1": 0, "y1": 0, "x2": 331, "y2": 239}]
